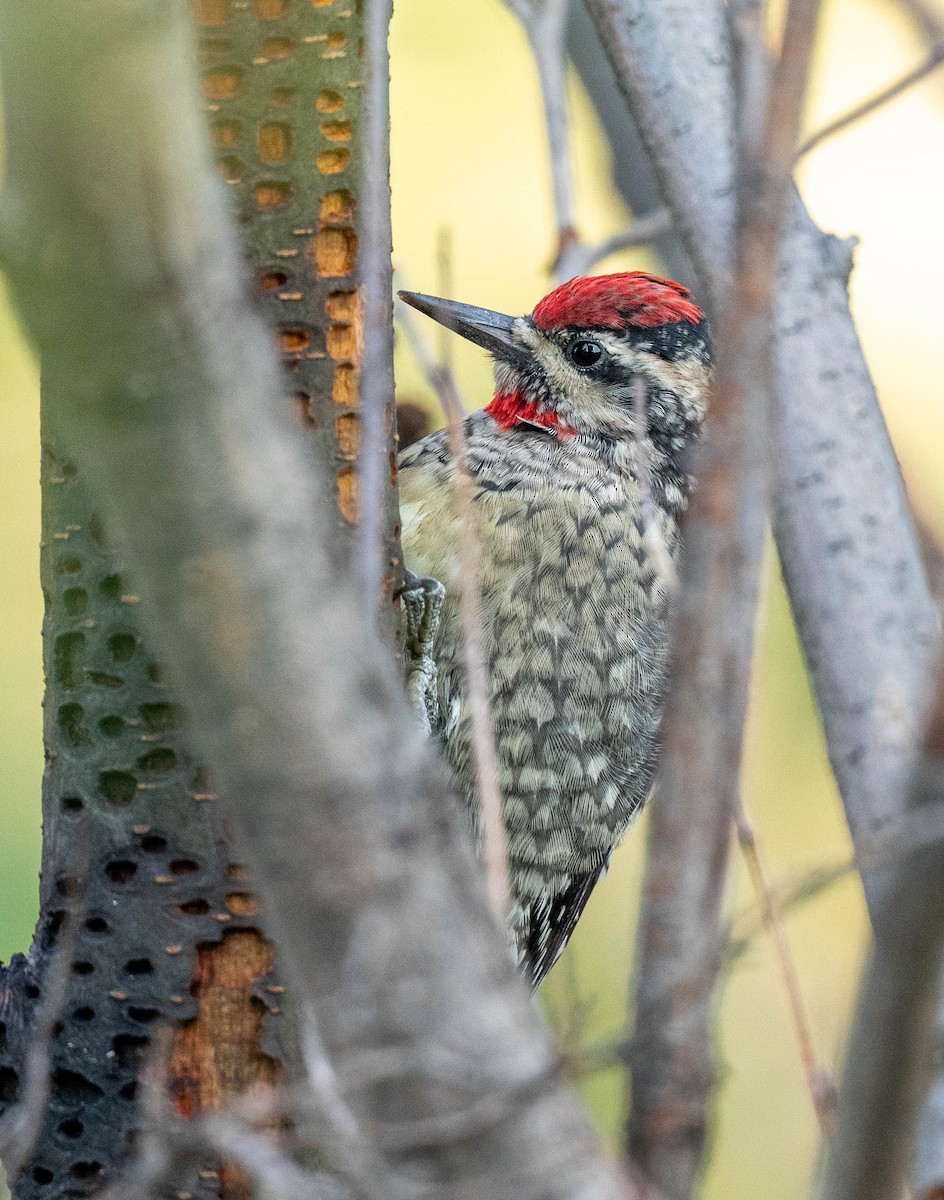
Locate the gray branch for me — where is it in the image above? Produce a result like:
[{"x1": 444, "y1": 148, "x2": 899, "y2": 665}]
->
[
  {"x1": 824, "y1": 674, "x2": 944, "y2": 1200},
  {"x1": 581, "y1": 0, "x2": 942, "y2": 1191},
  {"x1": 580, "y1": 0, "x2": 937, "y2": 853},
  {"x1": 0, "y1": 3, "x2": 638, "y2": 1197},
  {"x1": 566, "y1": 3, "x2": 695, "y2": 289}
]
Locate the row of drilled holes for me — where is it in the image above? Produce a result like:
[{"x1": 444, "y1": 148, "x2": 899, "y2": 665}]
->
[
  {"x1": 216, "y1": 114, "x2": 350, "y2": 168},
  {"x1": 196, "y1": 0, "x2": 339, "y2": 26},
  {"x1": 202, "y1": 26, "x2": 363, "y2": 514}
]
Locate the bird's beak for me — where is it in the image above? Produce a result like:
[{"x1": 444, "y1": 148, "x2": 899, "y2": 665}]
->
[{"x1": 398, "y1": 290, "x2": 526, "y2": 366}]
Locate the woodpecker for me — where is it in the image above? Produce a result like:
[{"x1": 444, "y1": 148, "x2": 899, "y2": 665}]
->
[{"x1": 398, "y1": 273, "x2": 712, "y2": 987}]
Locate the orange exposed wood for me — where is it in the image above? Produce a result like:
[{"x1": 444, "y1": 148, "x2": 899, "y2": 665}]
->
[{"x1": 169, "y1": 930, "x2": 284, "y2": 1200}]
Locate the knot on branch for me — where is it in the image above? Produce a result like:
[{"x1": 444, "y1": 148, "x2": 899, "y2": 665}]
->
[{"x1": 822, "y1": 231, "x2": 859, "y2": 287}]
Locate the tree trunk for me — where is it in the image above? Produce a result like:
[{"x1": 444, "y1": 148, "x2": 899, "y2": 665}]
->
[{"x1": 0, "y1": 1, "x2": 393, "y2": 1196}]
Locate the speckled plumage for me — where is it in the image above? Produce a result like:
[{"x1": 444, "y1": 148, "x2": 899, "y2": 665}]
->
[{"x1": 398, "y1": 274, "x2": 711, "y2": 985}]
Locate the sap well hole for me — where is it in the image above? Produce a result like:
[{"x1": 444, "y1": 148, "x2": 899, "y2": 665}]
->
[
  {"x1": 137, "y1": 747, "x2": 177, "y2": 773},
  {"x1": 106, "y1": 860, "x2": 138, "y2": 885},
  {"x1": 128, "y1": 1006, "x2": 160, "y2": 1024},
  {"x1": 99, "y1": 771, "x2": 136, "y2": 807},
  {"x1": 69, "y1": 1162, "x2": 103, "y2": 1181},
  {"x1": 108, "y1": 633, "x2": 137, "y2": 663}
]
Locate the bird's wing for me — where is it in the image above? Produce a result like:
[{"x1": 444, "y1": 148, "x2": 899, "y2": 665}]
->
[{"x1": 521, "y1": 859, "x2": 610, "y2": 989}]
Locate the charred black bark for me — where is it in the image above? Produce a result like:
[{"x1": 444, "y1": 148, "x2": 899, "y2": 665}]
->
[{"x1": 0, "y1": 432, "x2": 284, "y2": 1200}]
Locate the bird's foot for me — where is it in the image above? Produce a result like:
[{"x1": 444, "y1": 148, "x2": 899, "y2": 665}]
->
[{"x1": 397, "y1": 570, "x2": 445, "y2": 737}]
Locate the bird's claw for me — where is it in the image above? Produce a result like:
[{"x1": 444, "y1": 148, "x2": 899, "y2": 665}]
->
[{"x1": 398, "y1": 570, "x2": 445, "y2": 737}]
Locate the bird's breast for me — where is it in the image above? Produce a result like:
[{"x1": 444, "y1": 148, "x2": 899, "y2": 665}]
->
[{"x1": 399, "y1": 426, "x2": 675, "y2": 898}]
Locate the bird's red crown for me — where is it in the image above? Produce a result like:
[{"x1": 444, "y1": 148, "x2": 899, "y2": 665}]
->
[{"x1": 532, "y1": 272, "x2": 702, "y2": 332}]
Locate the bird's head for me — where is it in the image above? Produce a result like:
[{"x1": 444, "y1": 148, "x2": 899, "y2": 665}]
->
[{"x1": 398, "y1": 272, "x2": 712, "y2": 457}]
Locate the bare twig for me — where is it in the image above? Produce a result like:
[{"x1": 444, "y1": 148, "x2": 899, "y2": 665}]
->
[
  {"x1": 897, "y1": 0, "x2": 944, "y2": 43},
  {"x1": 623, "y1": 3, "x2": 822, "y2": 1194},
  {"x1": 824, "y1": 660, "x2": 944, "y2": 1200},
  {"x1": 729, "y1": 796, "x2": 944, "y2": 964},
  {"x1": 562, "y1": 208, "x2": 673, "y2": 278},
  {"x1": 505, "y1": 0, "x2": 577, "y2": 270},
  {"x1": 566, "y1": 3, "x2": 696, "y2": 290},
  {"x1": 507, "y1": 0, "x2": 673, "y2": 280},
  {"x1": 435, "y1": 227, "x2": 456, "y2": 373},
  {"x1": 726, "y1": 857, "x2": 856, "y2": 964},
  {"x1": 358, "y1": 0, "x2": 396, "y2": 616},
  {"x1": 571, "y1": 794, "x2": 944, "y2": 1091},
  {"x1": 797, "y1": 40, "x2": 944, "y2": 160},
  {"x1": 733, "y1": 801, "x2": 838, "y2": 1136},
  {"x1": 395, "y1": 292, "x2": 511, "y2": 919},
  {"x1": 582, "y1": 0, "x2": 941, "y2": 1182}
]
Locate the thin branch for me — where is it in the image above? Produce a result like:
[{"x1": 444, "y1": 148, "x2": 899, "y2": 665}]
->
[
  {"x1": 728, "y1": 798, "x2": 944, "y2": 965},
  {"x1": 507, "y1": 1, "x2": 676, "y2": 282},
  {"x1": 357, "y1": 0, "x2": 396, "y2": 616},
  {"x1": 505, "y1": 0, "x2": 578, "y2": 270},
  {"x1": 725, "y1": 0, "x2": 832, "y2": 1147},
  {"x1": 824, "y1": 660, "x2": 944, "y2": 1200},
  {"x1": 435, "y1": 227, "x2": 456, "y2": 374},
  {"x1": 797, "y1": 40, "x2": 944, "y2": 160},
  {"x1": 623, "y1": 1, "x2": 822, "y2": 1193},
  {"x1": 897, "y1": 0, "x2": 944, "y2": 43},
  {"x1": 582, "y1": 0, "x2": 939, "y2": 1148},
  {"x1": 395, "y1": 292, "x2": 511, "y2": 919},
  {"x1": 726, "y1": 857, "x2": 856, "y2": 964},
  {"x1": 571, "y1": 796, "x2": 944, "y2": 1090},
  {"x1": 560, "y1": 208, "x2": 673, "y2": 279},
  {"x1": 566, "y1": 3, "x2": 696, "y2": 290},
  {"x1": 733, "y1": 801, "x2": 838, "y2": 1136}
]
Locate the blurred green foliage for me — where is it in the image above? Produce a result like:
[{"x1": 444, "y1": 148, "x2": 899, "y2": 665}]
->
[{"x1": 2, "y1": 0, "x2": 943, "y2": 1195}]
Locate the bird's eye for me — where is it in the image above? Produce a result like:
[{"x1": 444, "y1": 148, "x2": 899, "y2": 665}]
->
[{"x1": 568, "y1": 339, "x2": 604, "y2": 370}]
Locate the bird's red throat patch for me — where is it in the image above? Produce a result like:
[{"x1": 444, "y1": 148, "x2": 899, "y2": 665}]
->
[
  {"x1": 485, "y1": 390, "x2": 578, "y2": 439},
  {"x1": 532, "y1": 271, "x2": 703, "y2": 331}
]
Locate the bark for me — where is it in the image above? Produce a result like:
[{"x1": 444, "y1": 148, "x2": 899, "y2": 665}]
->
[
  {"x1": 581, "y1": 0, "x2": 937, "y2": 854},
  {"x1": 0, "y1": 3, "x2": 635, "y2": 1199},
  {"x1": 581, "y1": 0, "x2": 941, "y2": 1192},
  {"x1": 0, "y1": 423, "x2": 288, "y2": 1200},
  {"x1": 193, "y1": 0, "x2": 400, "y2": 596},
  {"x1": 614, "y1": 4, "x2": 821, "y2": 1193},
  {"x1": 825, "y1": 666, "x2": 944, "y2": 1200},
  {"x1": 566, "y1": 2, "x2": 695, "y2": 291},
  {"x1": 0, "y1": 0, "x2": 389, "y2": 1194}
]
